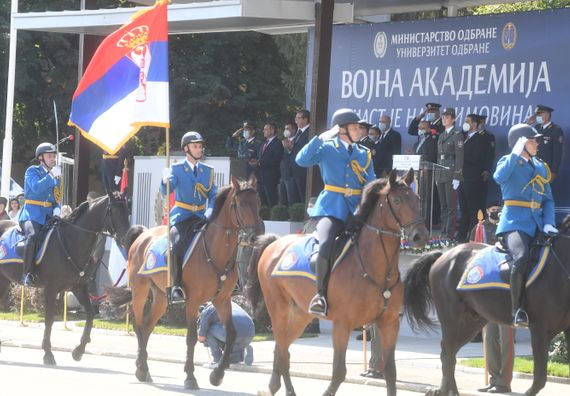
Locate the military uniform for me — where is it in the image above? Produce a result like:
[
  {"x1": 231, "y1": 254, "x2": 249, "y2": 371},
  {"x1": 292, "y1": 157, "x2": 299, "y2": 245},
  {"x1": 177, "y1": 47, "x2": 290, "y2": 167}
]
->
[
  {"x1": 479, "y1": 123, "x2": 496, "y2": 211},
  {"x1": 226, "y1": 136, "x2": 262, "y2": 178},
  {"x1": 536, "y1": 122, "x2": 564, "y2": 176},
  {"x1": 408, "y1": 102, "x2": 445, "y2": 137},
  {"x1": 101, "y1": 147, "x2": 127, "y2": 194},
  {"x1": 414, "y1": 133, "x2": 439, "y2": 227},
  {"x1": 435, "y1": 126, "x2": 464, "y2": 238}
]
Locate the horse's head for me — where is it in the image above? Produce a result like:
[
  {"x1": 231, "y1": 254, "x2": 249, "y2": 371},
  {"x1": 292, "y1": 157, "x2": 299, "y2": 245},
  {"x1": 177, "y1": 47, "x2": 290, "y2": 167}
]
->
[
  {"x1": 357, "y1": 169, "x2": 428, "y2": 247},
  {"x1": 93, "y1": 192, "x2": 131, "y2": 248},
  {"x1": 228, "y1": 174, "x2": 263, "y2": 236}
]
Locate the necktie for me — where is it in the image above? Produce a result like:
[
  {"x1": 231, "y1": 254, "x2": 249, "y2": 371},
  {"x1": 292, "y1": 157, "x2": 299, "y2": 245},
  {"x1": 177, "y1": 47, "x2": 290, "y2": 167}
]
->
[
  {"x1": 193, "y1": 165, "x2": 198, "y2": 177},
  {"x1": 262, "y1": 140, "x2": 268, "y2": 154},
  {"x1": 348, "y1": 145, "x2": 353, "y2": 155}
]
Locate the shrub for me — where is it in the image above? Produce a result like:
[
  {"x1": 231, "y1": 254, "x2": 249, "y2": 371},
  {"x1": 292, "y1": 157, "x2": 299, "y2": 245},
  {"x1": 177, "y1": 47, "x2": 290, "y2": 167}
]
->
[
  {"x1": 8, "y1": 284, "x2": 49, "y2": 314},
  {"x1": 259, "y1": 206, "x2": 270, "y2": 220},
  {"x1": 549, "y1": 332, "x2": 568, "y2": 364},
  {"x1": 288, "y1": 203, "x2": 306, "y2": 222},
  {"x1": 270, "y1": 205, "x2": 289, "y2": 221}
]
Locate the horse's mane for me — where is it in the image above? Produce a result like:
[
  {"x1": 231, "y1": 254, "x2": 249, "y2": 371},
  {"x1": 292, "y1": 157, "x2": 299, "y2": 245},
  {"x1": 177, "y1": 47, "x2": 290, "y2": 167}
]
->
[
  {"x1": 209, "y1": 186, "x2": 231, "y2": 221},
  {"x1": 65, "y1": 200, "x2": 90, "y2": 223}
]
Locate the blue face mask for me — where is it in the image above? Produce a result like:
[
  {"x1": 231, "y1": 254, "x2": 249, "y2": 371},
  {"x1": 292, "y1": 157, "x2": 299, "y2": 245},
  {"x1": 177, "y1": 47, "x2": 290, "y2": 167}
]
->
[
  {"x1": 425, "y1": 112, "x2": 435, "y2": 122},
  {"x1": 536, "y1": 115, "x2": 544, "y2": 124},
  {"x1": 379, "y1": 122, "x2": 389, "y2": 132}
]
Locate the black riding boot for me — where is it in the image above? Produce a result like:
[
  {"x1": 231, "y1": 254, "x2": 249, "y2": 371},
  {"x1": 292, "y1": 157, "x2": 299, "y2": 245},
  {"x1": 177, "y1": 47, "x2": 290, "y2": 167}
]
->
[
  {"x1": 22, "y1": 236, "x2": 38, "y2": 286},
  {"x1": 169, "y1": 256, "x2": 186, "y2": 304},
  {"x1": 308, "y1": 255, "x2": 330, "y2": 317},
  {"x1": 510, "y1": 271, "x2": 528, "y2": 327}
]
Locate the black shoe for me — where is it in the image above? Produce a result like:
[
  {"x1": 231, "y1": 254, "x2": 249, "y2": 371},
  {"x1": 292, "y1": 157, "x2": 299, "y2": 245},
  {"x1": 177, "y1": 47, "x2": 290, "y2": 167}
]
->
[
  {"x1": 169, "y1": 286, "x2": 186, "y2": 304},
  {"x1": 308, "y1": 294, "x2": 328, "y2": 317},
  {"x1": 477, "y1": 384, "x2": 495, "y2": 392},
  {"x1": 513, "y1": 308, "x2": 529, "y2": 327},
  {"x1": 488, "y1": 385, "x2": 512, "y2": 393},
  {"x1": 360, "y1": 370, "x2": 383, "y2": 379}
]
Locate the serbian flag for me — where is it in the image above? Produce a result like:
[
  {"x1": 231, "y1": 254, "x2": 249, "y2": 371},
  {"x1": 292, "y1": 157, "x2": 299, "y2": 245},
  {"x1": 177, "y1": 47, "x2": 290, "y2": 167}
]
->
[{"x1": 69, "y1": 0, "x2": 169, "y2": 154}]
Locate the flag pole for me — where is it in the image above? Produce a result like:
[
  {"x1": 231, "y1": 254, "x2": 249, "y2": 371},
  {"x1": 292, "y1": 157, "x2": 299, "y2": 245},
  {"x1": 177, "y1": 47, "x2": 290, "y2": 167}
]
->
[{"x1": 165, "y1": 127, "x2": 172, "y2": 292}]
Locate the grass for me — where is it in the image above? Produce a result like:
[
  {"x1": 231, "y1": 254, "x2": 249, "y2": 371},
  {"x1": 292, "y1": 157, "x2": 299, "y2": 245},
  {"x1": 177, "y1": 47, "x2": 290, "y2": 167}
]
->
[
  {"x1": 0, "y1": 311, "x2": 85, "y2": 323},
  {"x1": 460, "y1": 357, "x2": 569, "y2": 378}
]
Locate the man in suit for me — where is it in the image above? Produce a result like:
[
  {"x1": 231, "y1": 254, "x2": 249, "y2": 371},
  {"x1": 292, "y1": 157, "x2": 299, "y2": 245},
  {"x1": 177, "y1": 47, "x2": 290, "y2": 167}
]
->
[
  {"x1": 408, "y1": 102, "x2": 445, "y2": 137},
  {"x1": 457, "y1": 114, "x2": 490, "y2": 242},
  {"x1": 435, "y1": 108, "x2": 464, "y2": 239},
  {"x1": 251, "y1": 123, "x2": 284, "y2": 208},
  {"x1": 284, "y1": 110, "x2": 310, "y2": 204},
  {"x1": 278, "y1": 122, "x2": 297, "y2": 206},
  {"x1": 477, "y1": 114, "x2": 496, "y2": 216},
  {"x1": 414, "y1": 120, "x2": 439, "y2": 227},
  {"x1": 374, "y1": 115, "x2": 401, "y2": 177},
  {"x1": 526, "y1": 105, "x2": 564, "y2": 181},
  {"x1": 226, "y1": 121, "x2": 262, "y2": 178}
]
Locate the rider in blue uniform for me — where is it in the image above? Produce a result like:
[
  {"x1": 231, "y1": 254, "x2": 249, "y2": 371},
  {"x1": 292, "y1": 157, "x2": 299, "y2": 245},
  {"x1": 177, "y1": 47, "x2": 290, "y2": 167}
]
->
[
  {"x1": 161, "y1": 131, "x2": 217, "y2": 303},
  {"x1": 19, "y1": 143, "x2": 62, "y2": 285},
  {"x1": 494, "y1": 124, "x2": 557, "y2": 327},
  {"x1": 296, "y1": 109, "x2": 375, "y2": 316}
]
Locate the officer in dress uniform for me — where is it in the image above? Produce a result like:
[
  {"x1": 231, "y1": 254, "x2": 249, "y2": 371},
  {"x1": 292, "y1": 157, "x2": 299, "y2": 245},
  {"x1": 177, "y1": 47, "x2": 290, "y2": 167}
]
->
[
  {"x1": 435, "y1": 108, "x2": 464, "y2": 239},
  {"x1": 357, "y1": 120, "x2": 375, "y2": 151},
  {"x1": 477, "y1": 115, "x2": 496, "y2": 215},
  {"x1": 19, "y1": 143, "x2": 62, "y2": 284},
  {"x1": 101, "y1": 147, "x2": 127, "y2": 194},
  {"x1": 161, "y1": 132, "x2": 218, "y2": 303},
  {"x1": 526, "y1": 105, "x2": 564, "y2": 181},
  {"x1": 226, "y1": 122, "x2": 262, "y2": 178},
  {"x1": 296, "y1": 109, "x2": 375, "y2": 316},
  {"x1": 414, "y1": 120, "x2": 439, "y2": 227},
  {"x1": 494, "y1": 124, "x2": 557, "y2": 327},
  {"x1": 408, "y1": 102, "x2": 445, "y2": 137}
]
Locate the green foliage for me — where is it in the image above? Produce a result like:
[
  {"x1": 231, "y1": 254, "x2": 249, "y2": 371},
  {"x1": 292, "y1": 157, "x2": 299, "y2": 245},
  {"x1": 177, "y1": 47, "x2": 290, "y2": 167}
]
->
[
  {"x1": 461, "y1": 356, "x2": 569, "y2": 378},
  {"x1": 470, "y1": 0, "x2": 570, "y2": 15},
  {"x1": 270, "y1": 204, "x2": 289, "y2": 221},
  {"x1": 288, "y1": 202, "x2": 306, "y2": 222},
  {"x1": 259, "y1": 205, "x2": 270, "y2": 220},
  {"x1": 550, "y1": 332, "x2": 569, "y2": 364}
]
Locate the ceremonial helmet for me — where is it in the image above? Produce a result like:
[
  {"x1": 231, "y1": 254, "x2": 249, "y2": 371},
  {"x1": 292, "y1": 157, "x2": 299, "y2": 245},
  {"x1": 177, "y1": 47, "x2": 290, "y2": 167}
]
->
[
  {"x1": 180, "y1": 131, "x2": 205, "y2": 149},
  {"x1": 507, "y1": 124, "x2": 543, "y2": 148},
  {"x1": 331, "y1": 108, "x2": 360, "y2": 128},
  {"x1": 35, "y1": 142, "x2": 57, "y2": 159}
]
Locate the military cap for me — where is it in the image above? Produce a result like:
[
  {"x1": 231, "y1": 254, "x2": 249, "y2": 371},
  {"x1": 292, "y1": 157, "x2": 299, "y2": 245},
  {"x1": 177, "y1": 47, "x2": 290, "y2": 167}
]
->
[
  {"x1": 425, "y1": 102, "x2": 442, "y2": 110},
  {"x1": 478, "y1": 114, "x2": 488, "y2": 120},
  {"x1": 242, "y1": 121, "x2": 257, "y2": 129},
  {"x1": 466, "y1": 114, "x2": 480, "y2": 122},
  {"x1": 486, "y1": 200, "x2": 502, "y2": 209},
  {"x1": 358, "y1": 119, "x2": 372, "y2": 129},
  {"x1": 442, "y1": 107, "x2": 456, "y2": 117},
  {"x1": 535, "y1": 104, "x2": 554, "y2": 113}
]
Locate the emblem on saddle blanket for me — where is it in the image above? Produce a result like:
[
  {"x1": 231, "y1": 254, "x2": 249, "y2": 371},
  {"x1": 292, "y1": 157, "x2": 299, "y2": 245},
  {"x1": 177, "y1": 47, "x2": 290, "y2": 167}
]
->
[
  {"x1": 456, "y1": 245, "x2": 550, "y2": 291},
  {"x1": 271, "y1": 235, "x2": 353, "y2": 282},
  {"x1": 0, "y1": 227, "x2": 53, "y2": 266},
  {"x1": 138, "y1": 227, "x2": 204, "y2": 276}
]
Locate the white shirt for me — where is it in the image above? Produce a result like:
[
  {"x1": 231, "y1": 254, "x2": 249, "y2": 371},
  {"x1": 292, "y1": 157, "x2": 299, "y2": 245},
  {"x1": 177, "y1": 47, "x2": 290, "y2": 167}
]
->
[
  {"x1": 185, "y1": 159, "x2": 199, "y2": 172},
  {"x1": 542, "y1": 121, "x2": 552, "y2": 129}
]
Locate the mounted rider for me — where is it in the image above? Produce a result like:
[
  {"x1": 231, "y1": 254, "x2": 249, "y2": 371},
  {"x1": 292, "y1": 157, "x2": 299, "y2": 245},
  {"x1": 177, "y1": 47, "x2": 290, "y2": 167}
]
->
[
  {"x1": 296, "y1": 108, "x2": 375, "y2": 317},
  {"x1": 161, "y1": 131, "x2": 217, "y2": 303},
  {"x1": 494, "y1": 123, "x2": 556, "y2": 327},
  {"x1": 19, "y1": 142, "x2": 63, "y2": 285}
]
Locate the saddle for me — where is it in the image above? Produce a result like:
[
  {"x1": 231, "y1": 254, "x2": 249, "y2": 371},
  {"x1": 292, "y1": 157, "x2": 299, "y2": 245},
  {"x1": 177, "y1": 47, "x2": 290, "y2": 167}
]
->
[
  {"x1": 495, "y1": 234, "x2": 550, "y2": 283},
  {"x1": 0, "y1": 224, "x2": 54, "y2": 265}
]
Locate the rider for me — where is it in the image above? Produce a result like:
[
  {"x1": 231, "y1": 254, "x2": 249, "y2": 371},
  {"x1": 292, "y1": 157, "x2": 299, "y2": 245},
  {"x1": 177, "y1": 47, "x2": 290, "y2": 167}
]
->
[
  {"x1": 161, "y1": 131, "x2": 217, "y2": 303},
  {"x1": 19, "y1": 142, "x2": 62, "y2": 285},
  {"x1": 494, "y1": 124, "x2": 557, "y2": 327},
  {"x1": 296, "y1": 108, "x2": 375, "y2": 316}
]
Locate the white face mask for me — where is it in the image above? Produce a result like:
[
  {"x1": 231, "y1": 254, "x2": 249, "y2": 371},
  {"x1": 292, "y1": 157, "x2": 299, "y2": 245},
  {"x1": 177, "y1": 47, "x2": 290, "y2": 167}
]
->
[
  {"x1": 418, "y1": 129, "x2": 427, "y2": 136},
  {"x1": 462, "y1": 122, "x2": 471, "y2": 132},
  {"x1": 243, "y1": 130, "x2": 251, "y2": 139},
  {"x1": 283, "y1": 129, "x2": 291, "y2": 138}
]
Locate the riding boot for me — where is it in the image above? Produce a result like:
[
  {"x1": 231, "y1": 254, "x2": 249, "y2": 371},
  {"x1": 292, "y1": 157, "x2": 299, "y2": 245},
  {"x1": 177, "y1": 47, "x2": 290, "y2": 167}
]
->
[
  {"x1": 169, "y1": 256, "x2": 186, "y2": 304},
  {"x1": 22, "y1": 236, "x2": 38, "y2": 286},
  {"x1": 510, "y1": 271, "x2": 528, "y2": 327},
  {"x1": 308, "y1": 255, "x2": 330, "y2": 317}
]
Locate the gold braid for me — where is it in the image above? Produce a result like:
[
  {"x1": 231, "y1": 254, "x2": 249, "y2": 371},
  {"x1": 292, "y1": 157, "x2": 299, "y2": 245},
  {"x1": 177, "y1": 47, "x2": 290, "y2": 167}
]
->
[
  {"x1": 195, "y1": 168, "x2": 215, "y2": 199},
  {"x1": 53, "y1": 176, "x2": 64, "y2": 203},
  {"x1": 523, "y1": 161, "x2": 552, "y2": 195}
]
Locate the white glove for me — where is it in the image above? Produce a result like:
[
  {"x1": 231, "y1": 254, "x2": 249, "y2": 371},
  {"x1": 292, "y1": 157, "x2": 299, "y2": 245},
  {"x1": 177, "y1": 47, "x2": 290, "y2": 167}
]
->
[
  {"x1": 162, "y1": 168, "x2": 171, "y2": 183},
  {"x1": 52, "y1": 207, "x2": 61, "y2": 217},
  {"x1": 319, "y1": 125, "x2": 340, "y2": 141},
  {"x1": 204, "y1": 207, "x2": 213, "y2": 219},
  {"x1": 114, "y1": 175, "x2": 121, "y2": 185},
  {"x1": 50, "y1": 165, "x2": 62, "y2": 178},
  {"x1": 452, "y1": 179, "x2": 460, "y2": 190},
  {"x1": 512, "y1": 136, "x2": 528, "y2": 156},
  {"x1": 543, "y1": 224, "x2": 558, "y2": 235}
]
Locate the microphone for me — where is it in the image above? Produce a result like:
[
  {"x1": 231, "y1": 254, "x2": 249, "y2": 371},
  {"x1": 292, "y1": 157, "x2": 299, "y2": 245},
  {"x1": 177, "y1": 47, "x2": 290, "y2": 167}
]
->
[{"x1": 58, "y1": 134, "x2": 75, "y2": 144}]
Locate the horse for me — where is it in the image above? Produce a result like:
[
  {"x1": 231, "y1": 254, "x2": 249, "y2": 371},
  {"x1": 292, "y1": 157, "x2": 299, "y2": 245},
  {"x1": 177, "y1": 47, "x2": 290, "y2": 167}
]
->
[
  {"x1": 403, "y1": 219, "x2": 570, "y2": 396},
  {"x1": 0, "y1": 192, "x2": 131, "y2": 365},
  {"x1": 246, "y1": 169, "x2": 429, "y2": 396},
  {"x1": 107, "y1": 175, "x2": 261, "y2": 390}
]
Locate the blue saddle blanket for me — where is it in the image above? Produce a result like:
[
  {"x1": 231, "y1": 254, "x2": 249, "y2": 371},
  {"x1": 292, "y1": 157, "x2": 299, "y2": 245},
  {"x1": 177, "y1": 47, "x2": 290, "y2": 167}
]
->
[
  {"x1": 457, "y1": 245, "x2": 550, "y2": 291},
  {"x1": 271, "y1": 235, "x2": 353, "y2": 282},
  {"x1": 138, "y1": 227, "x2": 204, "y2": 276},
  {"x1": 0, "y1": 227, "x2": 53, "y2": 266}
]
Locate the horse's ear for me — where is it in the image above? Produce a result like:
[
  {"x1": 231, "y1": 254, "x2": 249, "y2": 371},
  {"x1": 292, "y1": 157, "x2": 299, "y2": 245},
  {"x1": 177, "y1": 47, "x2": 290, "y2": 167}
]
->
[
  {"x1": 248, "y1": 173, "x2": 258, "y2": 190},
  {"x1": 403, "y1": 168, "x2": 415, "y2": 186},
  {"x1": 231, "y1": 175, "x2": 240, "y2": 191},
  {"x1": 388, "y1": 169, "x2": 397, "y2": 187}
]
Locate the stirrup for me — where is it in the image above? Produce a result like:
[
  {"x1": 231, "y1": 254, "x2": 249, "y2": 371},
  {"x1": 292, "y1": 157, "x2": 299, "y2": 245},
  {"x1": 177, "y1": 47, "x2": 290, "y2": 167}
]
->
[
  {"x1": 22, "y1": 273, "x2": 37, "y2": 287},
  {"x1": 168, "y1": 286, "x2": 186, "y2": 304},
  {"x1": 308, "y1": 294, "x2": 328, "y2": 317},
  {"x1": 512, "y1": 308, "x2": 529, "y2": 328}
]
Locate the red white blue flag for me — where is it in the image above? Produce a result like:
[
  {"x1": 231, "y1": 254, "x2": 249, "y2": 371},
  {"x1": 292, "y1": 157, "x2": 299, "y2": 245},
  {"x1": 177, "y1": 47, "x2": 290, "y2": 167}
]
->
[{"x1": 69, "y1": 1, "x2": 169, "y2": 154}]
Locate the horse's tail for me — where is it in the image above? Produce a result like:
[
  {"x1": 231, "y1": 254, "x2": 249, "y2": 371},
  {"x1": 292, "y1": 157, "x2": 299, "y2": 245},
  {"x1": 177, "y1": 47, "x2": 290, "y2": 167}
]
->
[
  {"x1": 245, "y1": 233, "x2": 279, "y2": 319},
  {"x1": 124, "y1": 225, "x2": 147, "y2": 258},
  {"x1": 403, "y1": 251, "x2": 443, "y2": 333},
  {"x1": 105, "y1": 286, "x2": 133, "y2": 306}
]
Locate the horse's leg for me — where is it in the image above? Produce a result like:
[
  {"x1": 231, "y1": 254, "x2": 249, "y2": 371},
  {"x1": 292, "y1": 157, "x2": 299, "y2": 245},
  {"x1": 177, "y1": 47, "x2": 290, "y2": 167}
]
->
[
  {"x1": 132, "y1": 279, "x2": 153, "y2": 383},
  {"x1": 42, "y1": 287, "x2": 58, "y2": 365},
  {"x1": 524, "y1": 328, "x2": 550, "y2": 396},
  {"x1": 377, "y1": 314, "x2": 400, "y2": 396},
  {"x1": 323, "y1": 323, "x2": 351, "y2": 396},
  {"x1": 209, "y1": 297, "x2": 235, "y2": 387},
  {"x1": 69, "y1": 284, "x2": 93, "y2": 361},
  {"x1": 184, "y1": 299, "x2": 201, "y2": 390}
]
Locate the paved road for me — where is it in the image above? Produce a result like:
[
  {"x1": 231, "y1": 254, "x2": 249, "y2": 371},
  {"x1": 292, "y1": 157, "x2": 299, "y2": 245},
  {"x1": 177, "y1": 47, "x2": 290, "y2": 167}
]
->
[{"x1": 0, "y1": 345, "x2": 425, "y2": 396}]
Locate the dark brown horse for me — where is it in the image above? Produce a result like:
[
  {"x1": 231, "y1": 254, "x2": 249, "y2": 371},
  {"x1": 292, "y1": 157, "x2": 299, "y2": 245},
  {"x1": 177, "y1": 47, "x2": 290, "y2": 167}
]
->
[
  {"x1": 247, "y1": 170, "x2": 429, "y2": 396},
  {"x1": 404, "y1": 220, "x2": 570, "y2": 396},
  {"x1": 108, "y1": 175, "x2": 261, "y2": 390}
]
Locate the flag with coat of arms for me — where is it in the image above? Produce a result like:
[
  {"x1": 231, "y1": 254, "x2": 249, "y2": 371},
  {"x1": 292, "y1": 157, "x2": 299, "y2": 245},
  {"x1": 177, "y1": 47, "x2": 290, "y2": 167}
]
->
[{"x1": 69, "y1": 0, "x2": 169, "y2": 154}]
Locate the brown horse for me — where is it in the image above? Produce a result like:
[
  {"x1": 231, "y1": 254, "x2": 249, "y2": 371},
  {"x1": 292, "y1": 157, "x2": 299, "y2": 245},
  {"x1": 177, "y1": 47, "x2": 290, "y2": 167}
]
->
[
  {"x1": 107, "y1": 175, "x2": 261, "y2": 390},
  {"x1": 247, "y1": 170, "x2": 429, "y2": 396}
]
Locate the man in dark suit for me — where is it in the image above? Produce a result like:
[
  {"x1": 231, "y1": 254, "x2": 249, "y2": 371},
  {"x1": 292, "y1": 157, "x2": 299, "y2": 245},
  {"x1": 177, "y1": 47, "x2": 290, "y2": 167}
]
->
[
  {"x1": 251, "y1": 123, "x2": 284, "y2": 208},
  {"x1": 477, "y1": 114, "x2": 496, "y2": 216},
  {"x1": 284, "y1": 110, "x2": 310, "y2": 204},
  {"x1": 374, "y1": 115, "x2": 401, "y2": 177},
  {"x1": 408, "y1": 102, "x2": 445, "y2": 137},
  {"x1": 457, "y1": 114, "x2": 490, "y2": 242},
  {"x1": 527, "y1": 104, "x2": 564, "y2": 181},
  {"x1": 413, "y1": 120, "x2": 439, "y2": 227},
  {"x1": 279, "y1": 122, "x2": 297, "y2": 206},
  {"x1": 101, "y1": 146, "x2": 128, "y2": 195}
]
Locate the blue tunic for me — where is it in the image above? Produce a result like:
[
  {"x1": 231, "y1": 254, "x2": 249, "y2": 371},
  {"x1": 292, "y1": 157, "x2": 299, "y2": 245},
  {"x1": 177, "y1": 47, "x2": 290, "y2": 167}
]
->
[{"x1": 18, "y1": 165, "x2": 61, "y2": 225}]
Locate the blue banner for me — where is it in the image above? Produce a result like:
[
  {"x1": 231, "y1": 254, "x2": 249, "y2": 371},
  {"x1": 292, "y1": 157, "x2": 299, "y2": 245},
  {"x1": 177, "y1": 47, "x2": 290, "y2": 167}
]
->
[{"x1": 307, "y1": 9, "x2": 570, "y2": 215}]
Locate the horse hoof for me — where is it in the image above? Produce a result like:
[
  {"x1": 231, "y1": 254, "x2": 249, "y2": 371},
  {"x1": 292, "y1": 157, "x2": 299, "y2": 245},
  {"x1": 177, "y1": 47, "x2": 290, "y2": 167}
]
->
[
  {"x1": 135, "y1": 368, "x2": 152, "y2": 383},
  {"x1": 43, "y1": 354, "x2": 56, "y2": 366},
  {"x1": 72, "y1": 347, "x2": 84, "y2": 361},
  {"x1": 184, "y1": 378, "x2": 200, "y2": 390},
  {"x1": 209, "y1": 368, "x2": 225, "y2": 386}
]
